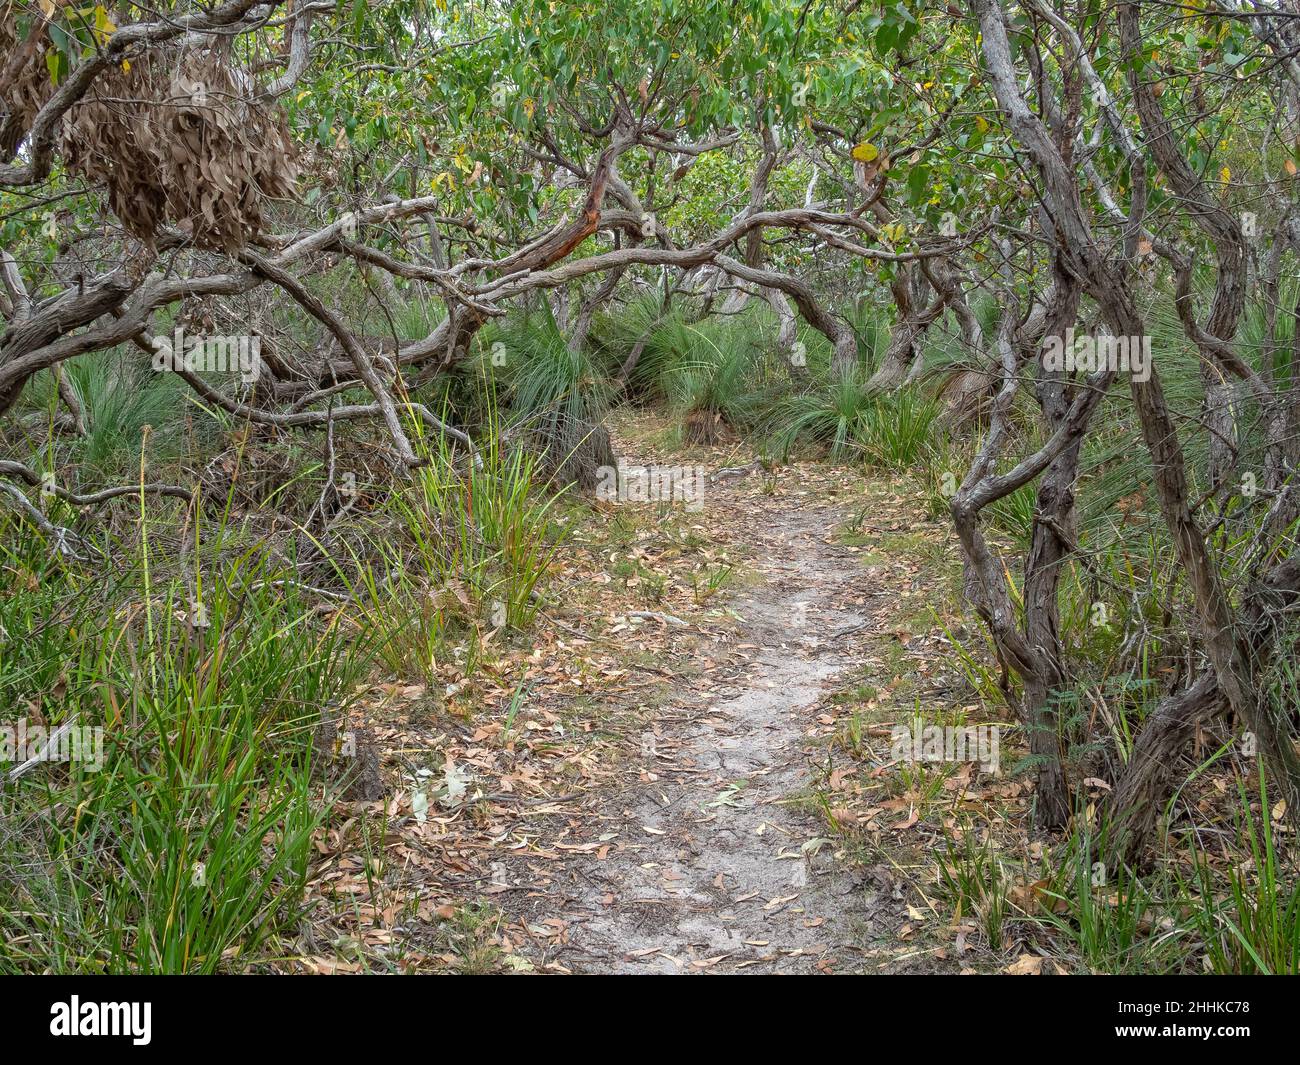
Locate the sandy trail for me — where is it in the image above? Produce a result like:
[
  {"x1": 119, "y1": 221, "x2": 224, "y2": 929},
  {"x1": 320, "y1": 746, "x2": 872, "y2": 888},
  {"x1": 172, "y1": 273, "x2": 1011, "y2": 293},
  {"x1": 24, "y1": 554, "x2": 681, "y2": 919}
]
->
[{"x1": 540, "y1": 491, "x2": 885, "y2": 973}]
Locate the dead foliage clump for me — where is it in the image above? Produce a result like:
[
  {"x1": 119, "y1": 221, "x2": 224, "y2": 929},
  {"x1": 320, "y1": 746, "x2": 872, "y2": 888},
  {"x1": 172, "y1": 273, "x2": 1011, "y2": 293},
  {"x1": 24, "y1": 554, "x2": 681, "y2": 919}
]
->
[
  {"x1": 0, "y1": 6, "x2": 56, "y2": 157},
  {"x1": 61, "y1": 45, "x2": 298, "y2": 251}
]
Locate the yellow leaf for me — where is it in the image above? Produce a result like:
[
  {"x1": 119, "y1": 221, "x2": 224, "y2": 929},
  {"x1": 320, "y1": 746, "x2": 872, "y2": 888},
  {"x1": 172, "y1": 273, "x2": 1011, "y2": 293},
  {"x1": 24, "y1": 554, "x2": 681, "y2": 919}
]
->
[
  {"x1": 92, "y1": 4, "x2": 116, "y2": 44},
  {"x1": 851, "y1": 142, "x2": 879, "y2": 163}
]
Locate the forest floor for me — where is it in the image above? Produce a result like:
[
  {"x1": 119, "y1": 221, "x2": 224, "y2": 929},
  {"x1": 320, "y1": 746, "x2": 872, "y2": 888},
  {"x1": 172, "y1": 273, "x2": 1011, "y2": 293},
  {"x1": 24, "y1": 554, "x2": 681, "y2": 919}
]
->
[{"x1": 295, "y1": 412, "x2": 1042, "y2": 975}]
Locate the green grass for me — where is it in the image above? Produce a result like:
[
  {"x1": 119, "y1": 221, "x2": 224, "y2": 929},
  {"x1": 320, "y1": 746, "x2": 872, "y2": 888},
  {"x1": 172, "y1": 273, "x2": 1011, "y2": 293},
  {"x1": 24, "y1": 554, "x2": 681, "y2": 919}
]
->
[
  {"x1": 589, "y1": 293, "x2": 697, "y2": 400},
  {"x1": 340, "y1": 407, "x2": 568, "y2": 683},
  {"x1": 765, "y1": 375, "x2": 938, "y2": 467},
  {"x1": 856, "y1": 387, "x2": 940, "y2": 470},
  {"x1": 765, "y1": 371, "x2": 877, "y2": 461},
  {"x1": 0, "y1": 516, "x2": 371, "y2": 973},
  {"x1": 1183, "y1": 776, "x2": 1300, "y2": 974},
  {"x1": 938, "y1": 828, "x2": 1009, "y2": 951},
  {"x1": 664, "y1": 317, "x2": 765, "y2": 438},
  {"x1": 478, "y1": 305, "x2": 614, "y2": 483},
  {"x1": 489, "y1": 304, "x2": 612, "y2": 429},
  {"x1": 23, "y1": 348, "x2": 192, "y2": 482},
  {"x1": 1039, "y1": 846, "x2": 1183, "y2": 973}
]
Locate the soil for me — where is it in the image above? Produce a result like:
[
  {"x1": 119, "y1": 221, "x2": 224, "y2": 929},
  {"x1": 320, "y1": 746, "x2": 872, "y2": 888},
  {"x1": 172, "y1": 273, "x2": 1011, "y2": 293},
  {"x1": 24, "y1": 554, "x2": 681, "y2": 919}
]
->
[{"x1": 495, "y1": 464, "x2": 915, "y2": 972}]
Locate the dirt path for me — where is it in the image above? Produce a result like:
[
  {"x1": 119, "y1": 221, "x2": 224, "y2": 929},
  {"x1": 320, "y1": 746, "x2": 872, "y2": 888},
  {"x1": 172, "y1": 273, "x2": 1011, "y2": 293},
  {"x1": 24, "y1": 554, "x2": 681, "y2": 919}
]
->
[
  {"x1": 529, "y1": 485, "x2": 885, "y2": 973},
  {"x1": 306, "y1": 431, "x2": 950, "y2": 974}
]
